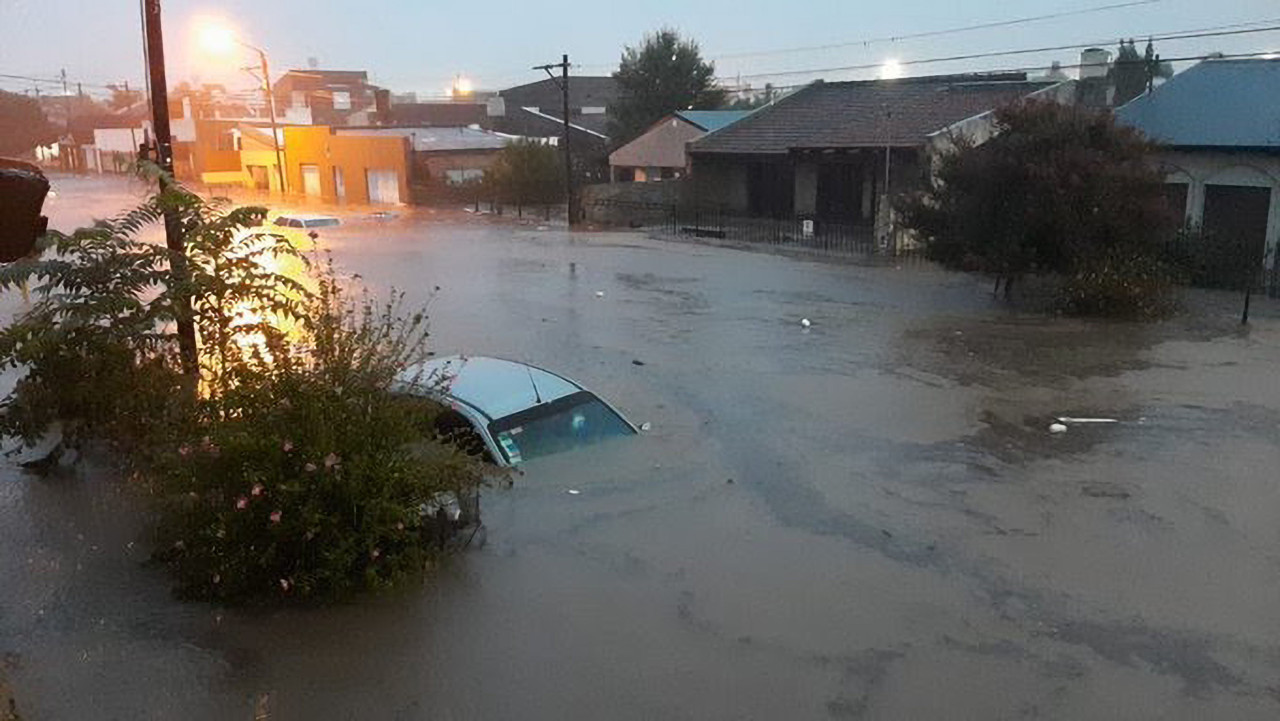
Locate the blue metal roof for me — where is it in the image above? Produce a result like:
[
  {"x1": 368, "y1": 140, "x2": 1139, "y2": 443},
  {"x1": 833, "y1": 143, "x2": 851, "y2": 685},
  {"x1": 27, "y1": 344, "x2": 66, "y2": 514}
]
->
[
  {"x1": 1115, "y1": 58, "x2": 1280, "y2": 148},
  {"x1": 676, "y1": 110, "x2": 753, "y2": 132}
]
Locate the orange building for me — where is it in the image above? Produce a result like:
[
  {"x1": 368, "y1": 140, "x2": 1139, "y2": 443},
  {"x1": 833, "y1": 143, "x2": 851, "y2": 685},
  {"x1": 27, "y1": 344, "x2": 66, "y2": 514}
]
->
[{"x1": 282, "y1": 126, "x2": 411, "y2": 205}]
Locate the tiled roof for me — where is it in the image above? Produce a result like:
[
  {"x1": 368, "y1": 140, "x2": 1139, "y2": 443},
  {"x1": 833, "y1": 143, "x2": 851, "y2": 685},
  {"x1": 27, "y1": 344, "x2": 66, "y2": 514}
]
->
[
  {"x1": 690, "y1": 76, "x2": 1056, "y2": 155},
  {"x1": 1115, "y1": 58, "x2": 1280, "y2": 148},
  {"x1": 676, "y1": 110, "x2": 753, "y2": 132}
]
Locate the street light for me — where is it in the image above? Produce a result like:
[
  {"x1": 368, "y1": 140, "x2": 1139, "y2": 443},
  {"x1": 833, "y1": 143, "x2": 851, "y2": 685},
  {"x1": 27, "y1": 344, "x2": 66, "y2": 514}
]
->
[{"x1": 198, "y1": 22, "x2": 288, "y2": 195}]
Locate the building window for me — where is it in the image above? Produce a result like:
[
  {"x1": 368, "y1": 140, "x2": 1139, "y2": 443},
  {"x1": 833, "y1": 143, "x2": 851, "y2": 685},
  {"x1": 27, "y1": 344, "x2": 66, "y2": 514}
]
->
[
  {"x1": 581, "y1": 106, "x2": 606, "y2": 115},
  {"x1": 215, "y1": 131, "x2": 236, "y2": 152},
  {"x1": 291, "y1": 90, "x2": 307, "y2": 108},
  {"x1": 445, "y1": 168, "x2": 485, "y2": 186},
  {"x1": 332, "y1": 91, "x2": 351, "y2": 110}
]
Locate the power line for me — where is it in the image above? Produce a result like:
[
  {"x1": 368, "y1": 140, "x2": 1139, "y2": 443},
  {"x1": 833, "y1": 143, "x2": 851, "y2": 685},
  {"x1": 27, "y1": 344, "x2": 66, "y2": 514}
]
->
[
  {"x1": 724, "y1": 22, "x2": 1280, "y2": 83},
  {"x1": 721, "y1": 49, "x2": 1280, "y2": 92},
  {"x1": 712, "y1": 0, "x2": 1167, "y2": 62}
]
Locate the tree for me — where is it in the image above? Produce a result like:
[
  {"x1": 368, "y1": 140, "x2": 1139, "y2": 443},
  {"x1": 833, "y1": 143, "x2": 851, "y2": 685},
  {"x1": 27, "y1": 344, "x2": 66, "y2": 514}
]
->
[
  {"x1": 486, "y1": 138, "x2": 565, "y2": 209},
  {"x1": 608, "y1": 29, "x2": 727, "y2": 144},
  {"x1": 0, "y1": 90, "x2": 58, "y2": 158},
  {"x1": 898, "y1": 100, "x2": 1178, "y2": 312},
  {"x1": 1111, "y1": 39, "x2": 1147, "y2": 106}
]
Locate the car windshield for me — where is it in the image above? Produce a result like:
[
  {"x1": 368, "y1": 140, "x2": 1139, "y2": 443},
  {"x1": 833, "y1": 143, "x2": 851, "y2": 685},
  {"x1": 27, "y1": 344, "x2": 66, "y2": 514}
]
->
[{"x1": 488, "y1": 390, "x2": 634, "y2": 464}]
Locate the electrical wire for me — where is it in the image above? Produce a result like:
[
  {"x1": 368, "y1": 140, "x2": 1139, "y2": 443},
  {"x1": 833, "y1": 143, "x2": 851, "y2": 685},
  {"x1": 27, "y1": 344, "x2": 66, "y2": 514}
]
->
[{"x1": 722, "y1": 23, "x2": 1280, "y2": 83}]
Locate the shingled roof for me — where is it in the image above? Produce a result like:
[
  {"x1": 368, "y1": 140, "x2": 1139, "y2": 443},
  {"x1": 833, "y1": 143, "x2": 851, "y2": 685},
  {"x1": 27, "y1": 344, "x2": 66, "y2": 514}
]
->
[{"x1": 690, "y1": 75, "x2": 1057, "y2": 155}]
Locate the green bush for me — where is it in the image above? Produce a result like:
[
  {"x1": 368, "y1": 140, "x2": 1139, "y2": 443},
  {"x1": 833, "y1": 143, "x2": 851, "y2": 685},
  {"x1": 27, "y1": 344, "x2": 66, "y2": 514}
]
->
[
  {"x1": 0, "y1": 168, "x2": 488, "y2": 604},
  {"x1": 149, "y1": 278, "x2": 487, "y2": 602},
  {"x1": 1058, "y1": 248, "x2": 1180, "y2": 319}
]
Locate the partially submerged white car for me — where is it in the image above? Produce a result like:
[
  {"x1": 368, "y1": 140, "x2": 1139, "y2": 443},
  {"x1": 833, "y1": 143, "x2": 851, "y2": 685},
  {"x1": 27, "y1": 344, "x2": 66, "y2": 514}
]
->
[{"x1": 395, "y1": 356, "x2": 638, "y2": 466}]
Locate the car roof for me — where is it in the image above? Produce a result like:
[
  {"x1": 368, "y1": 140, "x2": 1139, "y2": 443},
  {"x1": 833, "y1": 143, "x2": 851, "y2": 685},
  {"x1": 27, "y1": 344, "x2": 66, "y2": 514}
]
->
[
  {"x1": 398, "y1": 355, "x2": 584, "y2": 420},
  {"x1": 275, "y1": 213, "x2": 340, "y2": 222}
]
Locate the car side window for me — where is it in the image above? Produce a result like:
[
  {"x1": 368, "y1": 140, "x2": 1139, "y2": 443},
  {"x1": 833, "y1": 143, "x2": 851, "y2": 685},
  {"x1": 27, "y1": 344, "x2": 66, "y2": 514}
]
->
[
  {"x1": 434, "y1": 410, "x2": 493, "y2": 463},
  {"x1": 273, "y1": 217, "x2": 289, "y2": 227}
]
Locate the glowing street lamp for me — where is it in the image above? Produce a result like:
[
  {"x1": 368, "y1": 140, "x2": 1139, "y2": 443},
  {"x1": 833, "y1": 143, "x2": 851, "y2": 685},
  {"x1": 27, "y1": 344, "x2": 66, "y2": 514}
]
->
[
  {"x1": 879, "y1": 59, "x2": 904, "y2": 80},
  {"x1": 197, "y1": 21, "x2": 288, "y2": 194}
]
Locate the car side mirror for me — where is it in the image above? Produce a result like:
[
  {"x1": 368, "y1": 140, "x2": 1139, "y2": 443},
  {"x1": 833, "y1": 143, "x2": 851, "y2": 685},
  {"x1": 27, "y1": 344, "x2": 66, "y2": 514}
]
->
[
  {"x1": 0, "y1": 161, "x2": 50, "y2": 263},
  {"x1": 308, "y1": 230, "x2": 319, "y2": 240}
]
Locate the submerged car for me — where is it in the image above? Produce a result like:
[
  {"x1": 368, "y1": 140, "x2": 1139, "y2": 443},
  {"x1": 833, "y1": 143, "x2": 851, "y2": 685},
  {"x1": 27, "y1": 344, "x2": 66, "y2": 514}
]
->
[
  {"x1": 271, "y1": 213, "x2": 341, "y2": 229},
  {"x1": 395, "y1": 356, "x2": 638, "y2": 466}
]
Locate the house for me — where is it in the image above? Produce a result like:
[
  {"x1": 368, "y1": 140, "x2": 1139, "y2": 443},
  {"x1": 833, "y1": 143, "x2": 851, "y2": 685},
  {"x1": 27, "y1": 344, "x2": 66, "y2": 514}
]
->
[
  {"x1": 386, "y1": 101, "x2": 490, "y2": 129},
  {"x1": 492, "y1": 76, "x2": 617, "y2": 137},
  {"x1": 273, "y1": 70, "x2": 380, "y2": 126},
  {"x1": 490, "y1": 76, "x2": 617, "y2": 180},
  {"x1": 283, "y1": 126, "x2": 410, "y2": 205},
  {"x1": 332, "y1": 126, "x2": 512, "y2": 186},
  {"x1": 1115, "y1": 58, "x2": 1279, "y2": 283},
  {"x1": 609, "y1": 110, "x2": 752, "y2": 182},
  {"x1": 686, "y1": 74, "x2": 1072, "y2": 226}
]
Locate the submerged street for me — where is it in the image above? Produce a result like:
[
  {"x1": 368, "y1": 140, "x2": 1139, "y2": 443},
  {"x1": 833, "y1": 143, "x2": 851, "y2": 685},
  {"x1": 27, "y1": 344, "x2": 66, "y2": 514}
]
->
[{"x1": 2, "y1": 175, "x2": 1279, "y2": 719}]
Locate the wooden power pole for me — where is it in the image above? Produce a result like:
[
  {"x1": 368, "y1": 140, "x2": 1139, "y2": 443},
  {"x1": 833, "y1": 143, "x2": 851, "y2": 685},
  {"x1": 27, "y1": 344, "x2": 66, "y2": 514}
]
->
[
  {"x1": 143, "y1": 0, "x2": 199, "y2": 374},
  {"x1": 533, "y1": 54, "x2": 575, "y2": 226}
]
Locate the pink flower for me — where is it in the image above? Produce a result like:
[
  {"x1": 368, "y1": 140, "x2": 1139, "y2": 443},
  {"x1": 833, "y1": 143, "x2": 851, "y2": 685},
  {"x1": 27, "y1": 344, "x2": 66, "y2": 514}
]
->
[
  {"x1": 251, "y1": 483, "x2": 264, "y2": 497},
  {"x1": 282, "y1": 440, "x2": 294, "y2": 453},
  {"x1": 279, "y1": 578, "x2": 291, "y2": 591},
  {"x1": 396, "y1": 522, "x2": 405, "y2": 531},
  {"x1": 324, "y1": 452, "x2": 341, "y2": 470},
  {"x1": 235, "y1": 497, "x2": 248, "y2": 510},
  {"x1": 178, "y1": 444, "x2": 192, "y2": 457},
  {"x1": 370, "y1": 548, "x2": 381, "y2": 560},
  {"x1": 304, "y1": 462, "x2": 317, "y2": 473},
  {"x1": 269, "y1": 510, "x2": 282, "y2": 524},
  {"x1": 212, "y1": 573, "x2": 221, "y2": 584}
]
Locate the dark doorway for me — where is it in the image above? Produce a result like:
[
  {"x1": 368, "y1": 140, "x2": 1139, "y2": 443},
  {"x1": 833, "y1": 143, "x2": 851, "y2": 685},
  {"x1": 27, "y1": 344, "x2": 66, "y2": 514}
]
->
[
  {"x1": 816, "y1": 163, "x2": 863, "y2": 221},
  {"x1": 1203, "y1": 184, "x2": 1271, "y2": 286},
  {"x1": 746, "y1": 162, "x2": 794, "y2": 218}
]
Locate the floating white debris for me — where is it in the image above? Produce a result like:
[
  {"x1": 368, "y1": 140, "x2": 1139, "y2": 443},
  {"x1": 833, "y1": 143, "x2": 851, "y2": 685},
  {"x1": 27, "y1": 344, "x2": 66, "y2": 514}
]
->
[
  {"x1": 800, "y1": 318, "x2": 812, "y2": 328},
  {"x1": 1049, "y1": 423, "x2": 1068, "y2": 434},
  {"x1": 595, "y1": 291, "x2": 605, "y2": 298},
  {"x1": 566, "y1": 489, "x2": 581, "y2": 495},
  {"x1": 1058, "y1": 417, "x2": 1119, "y2": 424},
  {"x1": 639, "y1": 422, "x2": 652, "y2": 432}
]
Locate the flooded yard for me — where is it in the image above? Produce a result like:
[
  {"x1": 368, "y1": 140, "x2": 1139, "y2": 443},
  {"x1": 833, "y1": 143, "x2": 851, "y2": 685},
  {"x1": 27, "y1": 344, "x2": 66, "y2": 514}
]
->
[{"x1": 1, "y1": 176, "x2": 1278, "y2": 719}]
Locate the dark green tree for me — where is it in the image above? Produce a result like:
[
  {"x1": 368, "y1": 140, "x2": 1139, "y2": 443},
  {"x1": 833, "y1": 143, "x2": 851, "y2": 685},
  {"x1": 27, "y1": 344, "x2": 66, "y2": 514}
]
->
[
  {"x1": 486, "y1": 138, "x2": 565, "y2": 209},
  {"x1": 898, "y1": 100, "x2": 1178, "y2": 312},
  {"x1": 608, "y1": 29, "x2": 727, "y2": 144},
  {"x1": 1111, "y1": 39, "x2": 1148, "y2": 106},
  {"x1": 0, "y1": 90, "x2": 58, "y2": 158}
]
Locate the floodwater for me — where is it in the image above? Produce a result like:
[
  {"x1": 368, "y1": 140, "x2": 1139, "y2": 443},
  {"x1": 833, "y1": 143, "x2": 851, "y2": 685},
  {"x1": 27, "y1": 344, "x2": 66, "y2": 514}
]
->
[{"x1": 2, "y1": 175, "x2": 1279, "y2": 719}]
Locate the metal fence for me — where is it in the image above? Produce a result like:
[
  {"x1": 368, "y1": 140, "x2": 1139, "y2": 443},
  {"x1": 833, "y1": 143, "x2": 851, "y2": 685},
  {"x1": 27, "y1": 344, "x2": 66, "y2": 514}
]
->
[{"x1": 589, "y1": 199, "x2": 927, "y2": 263}]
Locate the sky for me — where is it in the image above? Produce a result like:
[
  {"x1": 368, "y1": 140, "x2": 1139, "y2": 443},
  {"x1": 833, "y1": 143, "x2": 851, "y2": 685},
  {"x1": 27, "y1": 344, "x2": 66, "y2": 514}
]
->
[{"x1": 2, "y1": 0, "x2": 1278, "y2": 103}]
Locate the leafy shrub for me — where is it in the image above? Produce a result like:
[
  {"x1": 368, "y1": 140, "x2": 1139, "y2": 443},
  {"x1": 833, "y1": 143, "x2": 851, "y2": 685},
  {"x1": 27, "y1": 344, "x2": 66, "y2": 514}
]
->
[
  {"x1": 149, "y1": 276, "x2": 487, "y2": 602},
  {"x1": 1058, "y1": 249, "x2": 1179, "y2": 319},
  {"x1": 0, "y1": 168, "x2": 488, "y2": 604}
]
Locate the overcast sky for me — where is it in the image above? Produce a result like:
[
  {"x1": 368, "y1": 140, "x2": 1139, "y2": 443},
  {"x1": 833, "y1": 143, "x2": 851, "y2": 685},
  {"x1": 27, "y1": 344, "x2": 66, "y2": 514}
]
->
[{"x1": 3, "y1": 0, "x2": 1278, "y2": 101}]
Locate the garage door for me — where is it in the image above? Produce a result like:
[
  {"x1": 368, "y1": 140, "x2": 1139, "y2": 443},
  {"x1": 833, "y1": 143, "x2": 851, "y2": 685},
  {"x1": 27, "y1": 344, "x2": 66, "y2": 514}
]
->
[
  {"x1": 366, "y1": 169, "x2": 400, "y2": 205},
  {"x1": 300, "y1": 164, "x2": 321, "y2": 197}
]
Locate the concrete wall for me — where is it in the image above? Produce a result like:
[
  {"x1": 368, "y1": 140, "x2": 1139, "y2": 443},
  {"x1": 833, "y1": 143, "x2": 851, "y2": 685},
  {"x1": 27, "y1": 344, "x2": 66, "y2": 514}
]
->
[
  {"x1": 609, "y1": 116, "x2": 704, "y2": 174},
  {"x1": 1156, "y1": 149, "x2": 1280, "y2": 265},
  {"x1": 580, "y1": 180, "x2": 683, "y2": 225},
  {"x1": 283, "y1": 126, "x2": 411, "y2": 205}
]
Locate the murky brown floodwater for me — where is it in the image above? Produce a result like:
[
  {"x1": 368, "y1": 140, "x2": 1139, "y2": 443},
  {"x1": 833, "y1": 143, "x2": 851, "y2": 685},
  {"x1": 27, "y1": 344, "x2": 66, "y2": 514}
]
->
[{"x1": 2, "y1": 175, "x2": 1278, "y2": 719}]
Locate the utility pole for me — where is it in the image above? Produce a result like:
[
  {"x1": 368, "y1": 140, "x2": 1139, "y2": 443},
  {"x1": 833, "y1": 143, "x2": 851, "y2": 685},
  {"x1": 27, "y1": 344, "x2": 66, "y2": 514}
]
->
[
  {"x1": 143, "y1": 0, "x2": 199, "y2": 375},
  {"x1": 60, "y1": 69, "x2": 70, "y2": 131},
  {"x1": 533, "y1": 54, "x2": 575, "y2": 226},
  {"x1": 254, "y1": 48, "x2": 288, "y2": 194}
]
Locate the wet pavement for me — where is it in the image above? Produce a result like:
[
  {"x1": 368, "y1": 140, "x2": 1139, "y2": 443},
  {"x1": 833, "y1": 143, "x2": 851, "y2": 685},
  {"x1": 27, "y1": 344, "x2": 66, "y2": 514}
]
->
[{"x1": 2, "y1": 175, "x2": 1279, "y2": 719}]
